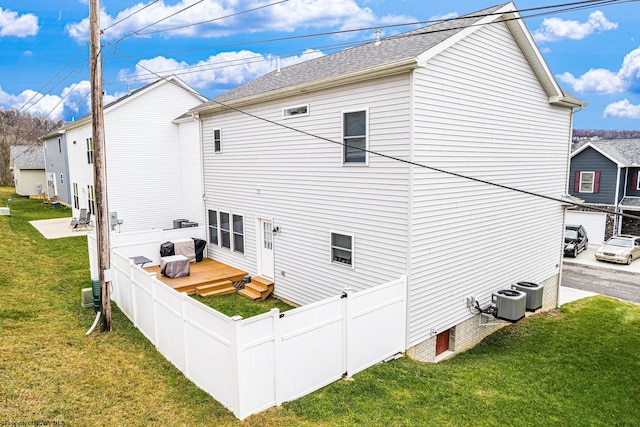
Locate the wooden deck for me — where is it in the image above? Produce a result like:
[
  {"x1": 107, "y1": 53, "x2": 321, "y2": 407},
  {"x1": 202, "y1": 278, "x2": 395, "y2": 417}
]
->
[{"x1": 145, "y1": 258, "x2": 247, "y2": 294}]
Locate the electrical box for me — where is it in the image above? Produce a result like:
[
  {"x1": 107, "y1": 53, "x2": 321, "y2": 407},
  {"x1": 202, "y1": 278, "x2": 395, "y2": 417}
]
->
[{"x1": 81, "y1": 288, "x2": 93, "y2": 308}]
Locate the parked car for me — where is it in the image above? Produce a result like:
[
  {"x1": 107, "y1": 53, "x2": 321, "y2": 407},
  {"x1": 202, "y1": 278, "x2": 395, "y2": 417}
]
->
[
  {"x1": 594, "y1": 234, "x2": 640, "y2": 265},
  {"x1": 564, "y1": 224, "x2": 588, "y2": 257}
]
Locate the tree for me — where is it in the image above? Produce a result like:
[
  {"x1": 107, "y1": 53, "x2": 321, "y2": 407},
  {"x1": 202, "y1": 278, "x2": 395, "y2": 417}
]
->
[{"x1": 0, "y1": 109, "x2": 62, "y2": 186}]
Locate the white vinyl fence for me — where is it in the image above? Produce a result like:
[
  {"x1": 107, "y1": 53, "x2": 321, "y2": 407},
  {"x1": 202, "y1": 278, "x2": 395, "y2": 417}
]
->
[{"x1": 88, "y1": 233, "x2": 407, "y2": 420}]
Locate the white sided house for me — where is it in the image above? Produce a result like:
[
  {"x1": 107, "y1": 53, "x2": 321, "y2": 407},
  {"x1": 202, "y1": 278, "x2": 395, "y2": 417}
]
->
[
  {"x1": 190, "y1": 3, "x2": 585, "y2": 362},
  {"x1": 61, "y1": 76, "x2": 207, "y2": 232}
]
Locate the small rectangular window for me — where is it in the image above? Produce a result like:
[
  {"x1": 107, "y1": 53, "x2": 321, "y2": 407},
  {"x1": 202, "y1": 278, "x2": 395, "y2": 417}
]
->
[
  {"x1": 343, "y1": 110, "x2": 367, "y2": 164},
  {"x1": 579, "y1": 171, "x2": 595, "y2": 193},
  {"x1": 213, "y1": 129, "x2": 222, "y2": 153},
  {"x1": 283, "y1": 104, "x2": 309, "y2": 118},
  {"x1": 331, "y1": 232, "x2": 353, "y2": 267},
  {"x1": 60, "y1": 174, "x2": 64, "y2": 185},
  {"x1": 87, "y1": 185, "x2": 95, "y2": 215},
  {"x1": 220, "y1": 212, "x2": 231, "y2": 249},
  {"x1": 208, "y1": 210, "x2": 218, "y2": 244},
  {"x1": 73, "y1": 183, "x2": 79, "y2": 209},
  {"x1": 86, "y1": 137, "x2": 94, "y2": 164},
  {"x1": 233, "y1": 214, "x2": 244, "y2": 254}
]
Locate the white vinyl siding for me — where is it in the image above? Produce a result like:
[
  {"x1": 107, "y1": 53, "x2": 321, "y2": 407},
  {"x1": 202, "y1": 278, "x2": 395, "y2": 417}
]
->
[
  {"x1": 65, "y1": 78, "x2": 205, "y2": 230},
  {"x1": 201, "y1": 73, "x2": 411, "y2": 304},
  {"x1": 407, "y1": 20, "x2": 570, "y2": 346}
]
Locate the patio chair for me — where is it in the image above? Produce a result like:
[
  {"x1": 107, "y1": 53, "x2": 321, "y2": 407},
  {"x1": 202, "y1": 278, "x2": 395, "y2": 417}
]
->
[
  {"x1": 70, "y1": 208, "x2": 87, "y2": 229},
  {"x1": 74, "y1": 209, "x2": 93, "y2": 231}
]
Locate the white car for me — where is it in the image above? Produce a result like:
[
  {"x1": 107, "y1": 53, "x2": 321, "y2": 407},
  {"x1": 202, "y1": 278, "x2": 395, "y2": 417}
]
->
[{"x1": 594, "y1": 235, "x2": 640, "y2": 265}]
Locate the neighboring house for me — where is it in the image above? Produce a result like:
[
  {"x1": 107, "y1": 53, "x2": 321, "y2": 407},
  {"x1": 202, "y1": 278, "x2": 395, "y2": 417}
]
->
[
  {"x1": 568, "y1": 139, "x2": 640, "y2": 242},
  {"x1": 189, "y1": 2, "x2": 584, "y2": 362},
  {"x1": 9, "y1": 145, "x2": 46, "y2": 197},
  {"x1": 41, "y1": 130, "x2": 72, "y2": 205},
  {"x1": 53, "y1": 76, "x2": 207, "y2": 232}
]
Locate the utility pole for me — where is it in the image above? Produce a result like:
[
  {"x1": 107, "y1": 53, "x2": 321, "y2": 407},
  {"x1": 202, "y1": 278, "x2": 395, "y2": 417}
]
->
[{"x1": 89, "y1": 0, "x2": 112, "y2": 331}]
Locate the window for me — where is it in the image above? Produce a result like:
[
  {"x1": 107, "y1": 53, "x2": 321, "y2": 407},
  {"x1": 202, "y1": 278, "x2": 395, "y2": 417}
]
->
[
  {"x1": 220, "y1": 212, "x2": 231, "y2": 249},
  {"x1": 576, "y1": 171, "x2": 599, "y2": 193},
  {"x1": 283, "y1": 104, "x2": 309, "y2": 118},
  {"x1": 343, "y1": 110, "x2": 367, "y2": 164},
  {"x1": 331, "y1": 232, "x2": 353, "y2": 266},
  {"x1": 209, "y1": 210, "x2": 245, "y2": 254},
  {"x1": 60, "y1": 174, "x2": 64, "y2": 185},
  {"x1": 208, "y1": 210, "x2": 218, "y2": 244},
  {"x1": 73, "y1": 183, "x2": 79, "y2": 209},
  {"x1": 634, "y1": 170, "x2": 640, "y2": 190},
  {"x1": 86, "y1": 137, "x2": 94, "y2": 164},
  {"x1": 58, "y1": 138, "x2": 62, "y2": 153},
  {"x1": 213, "y1": 129, "x2": 222, "y2": 153},
  {"x1": 87, "y1": 185, "x2": 95, "y2": 215},
  {"x1": 232, "y1": 214, "x2": 244, "y2": 254}
]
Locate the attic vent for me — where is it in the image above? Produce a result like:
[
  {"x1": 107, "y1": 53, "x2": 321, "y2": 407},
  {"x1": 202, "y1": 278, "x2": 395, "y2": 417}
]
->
[{"x1": 283, "y1": 104, "x2": 309, "y2": 118}]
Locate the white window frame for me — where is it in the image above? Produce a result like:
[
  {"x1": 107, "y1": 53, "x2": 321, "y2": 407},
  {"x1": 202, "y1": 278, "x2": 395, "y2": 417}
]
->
[
  {"x1": 341, "y1": 108, "x2": 369, "y2": 166},
  {"x1": 579, "y1": 171, "x2": 595, "y2": 193},
  {"x1": 209, "y1": 209, "x2": 245, "y2": 255},
  {"x1": 72, "y1": 183, "x2": 79, "y2": 209},
  {"x1": 87, "y1": 184, "x2": 95, "y2": 215},
  {"x1": 208, "y1": 209, "x2": 218, "y2": 245},
  {"x1": 282, "y1": 104, "x2": 309, "y2": 119},
  {"x1": 60, "y1": 173, "x2": 64, "y2": 185},
  {"x1": 213, "y1": 128, "x2": 222, "y2": 154},
  {"x1": 330, "y1": 231, "x2": 354, "y2": 268},
  {"x1": 86, "y1": 137, "x2": 93, "y2": 164}
]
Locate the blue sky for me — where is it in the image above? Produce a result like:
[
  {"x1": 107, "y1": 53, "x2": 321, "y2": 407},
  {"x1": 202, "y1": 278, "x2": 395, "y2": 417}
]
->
[{"x1": 1, "y1": 0, "x2": 639, "y2": 130}]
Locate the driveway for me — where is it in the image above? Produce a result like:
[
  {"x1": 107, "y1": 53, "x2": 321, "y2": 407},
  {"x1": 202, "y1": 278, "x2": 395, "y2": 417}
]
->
[{"x1": 562, "y1": 245, "x2": 640, "y2": 304}]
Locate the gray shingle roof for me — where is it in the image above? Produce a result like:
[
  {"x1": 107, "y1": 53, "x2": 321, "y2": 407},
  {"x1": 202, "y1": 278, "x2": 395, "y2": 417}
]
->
[
  {"x1": 199, "y1": 4, "x2": 507, "y2": 107},
  {"x1": 581, "y1": 139, "x2": 640, "y2": 165},
  {"x1": 620, "y1": 197, "x2": 640, "y2": 208},
  {"x1": 10, "y1": 145, "x2": 44, "y2": 169}
]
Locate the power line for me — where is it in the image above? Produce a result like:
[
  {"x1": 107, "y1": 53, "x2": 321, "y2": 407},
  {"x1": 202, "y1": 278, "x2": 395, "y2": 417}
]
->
[
  {"x1": 102, "y1": 0, "x2": 638, "y2": 87},
  {"x1": 128, "y1": 60, "x2": 640, "y2": 223},
  {"x1": 137, "y1": 0, "x2": 291, "y2": 37},
  {"x1": 102, "y1": 0, "x2": 160, "y2": 33}
]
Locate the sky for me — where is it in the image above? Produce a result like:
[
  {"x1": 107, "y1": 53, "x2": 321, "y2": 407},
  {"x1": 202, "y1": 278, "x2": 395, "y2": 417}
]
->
[{"x1": 0, "y1": 0, "x2": 639, "y2": 130}]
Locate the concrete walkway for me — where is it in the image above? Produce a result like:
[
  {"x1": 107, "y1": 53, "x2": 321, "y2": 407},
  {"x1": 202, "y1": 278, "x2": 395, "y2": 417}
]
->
[{"x1": 30, "y1": 217, "x2": 94, "y2": 239}]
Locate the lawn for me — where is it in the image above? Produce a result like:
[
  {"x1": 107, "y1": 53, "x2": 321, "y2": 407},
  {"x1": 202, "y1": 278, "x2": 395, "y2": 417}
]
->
[{"x1": 1, "y1": 188, "x2": 639, "y2": 426}]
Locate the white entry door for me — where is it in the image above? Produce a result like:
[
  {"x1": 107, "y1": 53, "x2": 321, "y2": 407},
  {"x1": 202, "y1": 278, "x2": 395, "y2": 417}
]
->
[{"x1": 259, "y1": 219, "x2": 274, "y2": 279}]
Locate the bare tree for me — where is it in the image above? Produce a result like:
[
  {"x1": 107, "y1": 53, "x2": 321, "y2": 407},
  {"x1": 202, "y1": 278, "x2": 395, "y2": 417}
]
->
[{"x1": 0, "y1": 109, "x2": 62, "y2": 186}]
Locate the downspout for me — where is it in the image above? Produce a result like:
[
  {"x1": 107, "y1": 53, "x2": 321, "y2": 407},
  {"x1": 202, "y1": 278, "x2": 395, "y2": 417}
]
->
[
  {"x1": 194, "y1": 112, "x2": 207, "y2": 243},
  {"x1": 558, "y1": 105, "x2": 580, "y2": 308},
  {"x1": 614, "y1": 166, "x2": 622, "y2": 234}
]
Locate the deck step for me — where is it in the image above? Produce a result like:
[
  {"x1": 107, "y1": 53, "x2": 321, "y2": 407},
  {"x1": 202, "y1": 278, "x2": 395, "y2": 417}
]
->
[
  {"x1": 237, "y1": 276, "x2": 274, "y2": 301},
  {"x1": 251, "y1": 276, "x2": 274, "y2": 287},
  {"x1": 195, "y1": 280, "x2": 234, "y2": 296},
  {"x1": 199, "y1": 286, "x2": 237, "y2": 297},
  {"x1": 238, "y1": 287, "x2": 261, "y2": 300}
]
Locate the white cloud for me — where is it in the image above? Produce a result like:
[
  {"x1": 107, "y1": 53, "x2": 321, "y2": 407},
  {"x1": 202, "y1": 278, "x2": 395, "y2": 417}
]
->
[
  {"x1": 66, "y1": 0, "x2": 415, "y2": 41},
  {"x1": 557, "y1": 46, "x2": 640, "y2": 95},
  {"x1": 118, "y1": 48, "x2": 324, "y2": 89},
  {"x1": 533, "y1": 10, "x2": 617, "y2": 43},
  {"x1": 557, "y1": 68, "x2": 626, "y2": 94},
  {"x1": 603, "y1": 99, "x2": 640, "y2": 118},
  {"x1": 0, "y1": 7, "x2": 38, "y2": 37},
  {"x1": 0, "y1": 85, "x2": 64, "y2": 119}
]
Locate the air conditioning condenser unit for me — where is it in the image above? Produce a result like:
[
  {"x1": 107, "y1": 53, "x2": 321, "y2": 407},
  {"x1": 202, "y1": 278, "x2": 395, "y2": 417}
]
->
[{"x1": 492, "y1": 289, "x2": 526, "y2": 322}]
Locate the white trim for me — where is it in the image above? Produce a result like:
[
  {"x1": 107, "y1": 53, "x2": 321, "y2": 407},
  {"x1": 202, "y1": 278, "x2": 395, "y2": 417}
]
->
[
  {"x1": 329, "y1": 231, "x2": 355, "y2": 269},
  {"x1": 578, "y1": 171, "x2": 595, "y2": 193},
  {"x1": 282, "y1": 104, "x2": 309, "y2": 119},
  {"x1": 341, "y1": 107, "x2": 369, "y2": 166}
]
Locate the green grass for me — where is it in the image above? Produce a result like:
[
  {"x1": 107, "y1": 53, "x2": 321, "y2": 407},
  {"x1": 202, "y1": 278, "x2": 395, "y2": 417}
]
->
[
  {"x1": 191, "y1": 293, "x2": 294, "y2": 318},
  {"x1": 1, "y1": 187, "x2": 639, "y2": 426}
]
